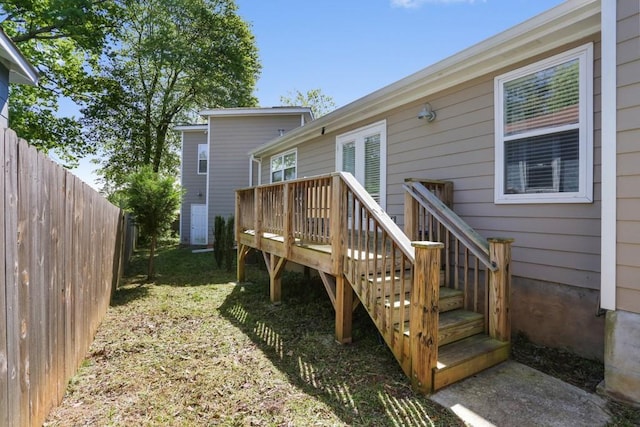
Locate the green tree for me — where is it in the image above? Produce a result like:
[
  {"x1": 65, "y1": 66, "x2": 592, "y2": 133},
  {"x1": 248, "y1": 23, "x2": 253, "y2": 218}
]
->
[
  {"x1": 125, "y1": 166, "x2": 181, "y2": 279},
  {"x1": 280, "y1": 88, "x2": 336, "y2": 118},
  {"x1": 84, "y1": 0, "x2": 260, "y2": 192},
  {"x1": 1, "y1": 0, "x2": 123, "y2": 165}
]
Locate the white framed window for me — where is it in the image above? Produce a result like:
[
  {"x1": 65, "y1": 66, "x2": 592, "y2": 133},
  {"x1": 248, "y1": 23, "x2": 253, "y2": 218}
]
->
[
  {"x1": 494, "y1": 43, "x2": 593, "y2": 204},
  {"x1": 270, "y1": 149, "x2": 297, "y2": 183},
  {"x1": 336, "y1": 120, "x2": 387, "y2": 208},
  {"x1": 197, "y1": 144, "x2": 208, "y2": 175}
]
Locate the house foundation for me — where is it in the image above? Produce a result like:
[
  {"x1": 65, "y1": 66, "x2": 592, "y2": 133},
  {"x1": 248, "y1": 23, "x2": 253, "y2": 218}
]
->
[
  {"x1": 601, "y1": 310, "x2": 640, "y2": 406},
  {"x1": 511, "y1": 277, "x2": 604, "y2": 361}
]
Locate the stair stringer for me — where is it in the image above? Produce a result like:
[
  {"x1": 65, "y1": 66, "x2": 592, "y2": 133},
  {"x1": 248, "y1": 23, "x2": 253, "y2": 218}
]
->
[{"x1": 342, "y1": 270, "x2": 412, "y2": 377}]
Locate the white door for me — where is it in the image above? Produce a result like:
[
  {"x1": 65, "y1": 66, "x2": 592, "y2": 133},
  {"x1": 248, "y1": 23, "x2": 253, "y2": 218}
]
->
[
  {"x1": 336, "y1": 121, "x2": 386, "y2": 209},
  {"x1": 190, "y1": 204, "x2": 207, "y2": 245}
]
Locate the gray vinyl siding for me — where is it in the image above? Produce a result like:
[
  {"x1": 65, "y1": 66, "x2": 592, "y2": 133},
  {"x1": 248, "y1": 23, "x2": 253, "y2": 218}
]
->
[
  {"x1": 616, "y1": 0, "x2": 640, "y2": 313},
  {"x1": 385, "y1": 39, "x2": 602, "y2": 291},
  {"x1": 209, "y1": 115, "x2": 303, "y2": 238},
  {"x1": 264, "y1": 37, "x2": 603, "y2": 292},
  {"x1": 180, "y1": 130, "x2": 208, "y2": 244},
  {"x1": 0, "y1": 63, "x2": 9, "y2": 128}
]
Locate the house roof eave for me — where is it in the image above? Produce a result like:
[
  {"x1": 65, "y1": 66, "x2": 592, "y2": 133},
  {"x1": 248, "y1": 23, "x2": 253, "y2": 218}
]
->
[
  {"x1": 199, "y1": 106, "x2": 313, "y2": 119},
  {"x1": 174, "y1": 124, "x2": 208, "y2": 132},
  {"x1": 249, "y1": 0, "x2": 600, "y2": 158},
  {"x1": 0, "y1": 27, "x2": 39, "y2": 86}
]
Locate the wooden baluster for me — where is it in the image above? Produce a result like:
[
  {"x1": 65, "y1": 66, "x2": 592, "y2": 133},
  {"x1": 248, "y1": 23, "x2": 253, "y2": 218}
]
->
[
  {"x1": 410, "y1": 241, "x2": 443, "y2": 394},
  {"x1": 488, "y1": 238, "x2": 514, "y2": 342}
]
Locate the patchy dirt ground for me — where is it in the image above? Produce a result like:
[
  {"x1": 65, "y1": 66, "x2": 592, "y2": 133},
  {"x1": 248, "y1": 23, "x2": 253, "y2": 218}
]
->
[
  {"x1": 45, "y1": 245, "x2": 640, "y2": 426},
  {"x1": 45, "y1": 247, "x2": 462, "y2": 426}
]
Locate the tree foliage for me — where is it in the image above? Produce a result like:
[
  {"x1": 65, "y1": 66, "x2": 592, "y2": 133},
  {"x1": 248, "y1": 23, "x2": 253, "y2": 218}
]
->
[
  {"x1": 125, "y1": 166, "x2": 181, "y2": 279},
  {"x1": 84, "y1": 0, "x2": 261, "y2": 192},
  {"x1": 280, "y1": 88, "x2": 336, "y2": 118},
  {"x1": 1, "y1": 0, "x2": 123, "y2": 165}
]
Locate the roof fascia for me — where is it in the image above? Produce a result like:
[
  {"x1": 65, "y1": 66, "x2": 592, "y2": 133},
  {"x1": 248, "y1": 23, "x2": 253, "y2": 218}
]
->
[
  {"x1": 0, "y1": 28, "x2": 39, "y2": 85},
  {"x1": 199, "y1": 107, "x2": 313, "y2": 117},
  {"x1": 174, "y1": 125, "x2": 208, "y2": 131}
]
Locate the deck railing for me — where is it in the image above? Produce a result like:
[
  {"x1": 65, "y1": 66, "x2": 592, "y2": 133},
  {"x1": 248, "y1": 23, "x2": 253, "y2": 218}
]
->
[
  {"x1": 235, "y1": 173, "x2": 510, "y2": 392},
  {"x1": 403, "y1": 179, "x2": 512, "y2": 343},
  {"x1": 236, "y1": 176, "x2": 334, "y2": 247},
  {"x1": 236, "y1": 173, "x2": 422, "y2": 370}
]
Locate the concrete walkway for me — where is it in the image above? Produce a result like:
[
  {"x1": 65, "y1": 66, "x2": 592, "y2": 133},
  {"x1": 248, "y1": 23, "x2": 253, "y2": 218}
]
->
[{"x1": 430, "y1": 361, "x2": 611, "y2": 427}]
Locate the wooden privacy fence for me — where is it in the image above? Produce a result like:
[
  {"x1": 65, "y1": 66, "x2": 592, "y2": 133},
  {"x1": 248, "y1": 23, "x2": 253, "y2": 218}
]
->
[{"x1": 1, "y1": 128, "x2": 126, "y2": 427}]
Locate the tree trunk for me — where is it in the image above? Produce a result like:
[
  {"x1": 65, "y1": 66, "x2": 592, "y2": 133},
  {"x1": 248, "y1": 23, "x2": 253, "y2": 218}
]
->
[{"x1": 148, "y1": 233, "x2": 157, "y2": 280}]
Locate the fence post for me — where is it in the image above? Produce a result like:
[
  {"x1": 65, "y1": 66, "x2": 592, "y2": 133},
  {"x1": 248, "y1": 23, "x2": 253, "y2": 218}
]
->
[
  {"x1": 410, "y1": 241, "x2": 443, "y2": 394},
  {"x1": 488, "y1": 238, "x2": 514, "y2": 342}
]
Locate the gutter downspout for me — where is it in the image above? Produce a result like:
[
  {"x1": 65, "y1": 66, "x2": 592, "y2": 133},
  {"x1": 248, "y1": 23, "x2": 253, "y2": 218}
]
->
[
  {"x1": 250, "y1": 155, "x2": 262, "y2": 186},
  {"x1": 600, "y1": 0, "x2": 616, "y2": 311}
]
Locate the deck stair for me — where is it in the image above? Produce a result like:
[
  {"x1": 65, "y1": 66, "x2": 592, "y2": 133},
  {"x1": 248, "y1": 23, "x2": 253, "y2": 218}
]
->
[
  {"x1": 235, "y1": 172, "x2": 513, "y2": 393},
  {"x1": 346, "y1": 251, "x2": 510, "y2": 392}
]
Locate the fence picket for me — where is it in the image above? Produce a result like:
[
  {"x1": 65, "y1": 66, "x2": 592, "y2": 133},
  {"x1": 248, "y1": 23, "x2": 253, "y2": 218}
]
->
[
  {"x1": 0, "y1": 129, "x2": 8, "y2": 426},
  {"x1": 4, "y1": 130, "x2": 20, "y2": 427},
  {"x1": 1, "y1": 128, "x2": 127, "y2": 426}
]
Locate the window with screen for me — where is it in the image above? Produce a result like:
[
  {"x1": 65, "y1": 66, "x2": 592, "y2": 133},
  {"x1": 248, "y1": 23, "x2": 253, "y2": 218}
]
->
[{"x1": 494, "y1": 44, "x2": 593, "y2": 204}]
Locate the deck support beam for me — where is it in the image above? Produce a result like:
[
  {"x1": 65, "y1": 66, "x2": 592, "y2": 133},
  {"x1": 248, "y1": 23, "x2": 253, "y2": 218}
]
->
[
  {"x1": 263, "y1": 251, "x2": 287, "y2": 304},
  {"x1": 335, "y1": 274, "x2": 353, "y2": 344},
  {"x1": 488, "y1": 238, "x2": 513, "y2": 342},
  {"x1": 320, "y1": 271, "x2": 360, "y2": 312},
  {"x1": 236, "y1": 244, "x2": 250, "y2": 282},
  {"x1": 410, "y1": 241, "x2": 443, "y2": 394}
]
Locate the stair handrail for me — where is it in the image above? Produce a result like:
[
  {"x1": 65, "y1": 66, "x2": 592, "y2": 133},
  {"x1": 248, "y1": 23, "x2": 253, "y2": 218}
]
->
[
  {"x1": 338, "y1": 171, "x2": 415, "y2": 262},
  {"x1": 403, "y1": 180, "x2": 497, "y2": 272}
]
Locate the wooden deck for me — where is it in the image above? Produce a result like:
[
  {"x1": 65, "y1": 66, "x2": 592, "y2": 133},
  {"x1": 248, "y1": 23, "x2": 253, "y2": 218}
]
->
[{"x1": 236, "y1": 173, "x2": 513, "y2": 393}]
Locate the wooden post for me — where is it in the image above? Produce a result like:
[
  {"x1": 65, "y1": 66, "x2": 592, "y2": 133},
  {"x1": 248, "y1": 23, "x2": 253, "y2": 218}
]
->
[
  {"x1": 263, "y1": 252, "x2": 286, "y2": 304},
  {"x1": 254, "y1": 187, "x2": 262, "y2": 250},
  {"x1": 330, "y1": 175, "x2": 346, "y2": 276},
  {"x1": 488, "y1": 238, "x2": 514, "y2": 342},
  {"x1": 410, "y1": 241, "x2": 443, "y2": 394},
  {"x1": 283, "y1": 183, "x2": 294, "y2": 258},
  {"x1": 236, "y1": 244, "x2": 250, "y2": 282},
  {"x1": 335, "y1": 274, "x2": 353, "y2": 344},
  {"x1": 404, "y1": 190, "x2": 419, "y2": 241}
]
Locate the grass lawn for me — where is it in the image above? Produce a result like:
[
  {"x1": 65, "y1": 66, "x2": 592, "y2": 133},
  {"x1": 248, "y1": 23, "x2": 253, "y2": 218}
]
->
[{"x1": 44, "y1": 244, "x2": 463, "y2": 426}]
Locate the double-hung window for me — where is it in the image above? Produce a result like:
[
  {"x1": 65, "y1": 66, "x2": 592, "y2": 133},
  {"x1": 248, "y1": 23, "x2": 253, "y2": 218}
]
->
[
  {"x1": 494, "y1": 43, "x2": 593, "y2": 203},
  {"x1": 271, "y1": 149, "x2": 297, "y2": 183},
  {"x1": 197, "y1": 144, "x2": 208, "y2": 175},
  {"x1": 336, "y1": 120, "x2": 387, "y2": 208}
]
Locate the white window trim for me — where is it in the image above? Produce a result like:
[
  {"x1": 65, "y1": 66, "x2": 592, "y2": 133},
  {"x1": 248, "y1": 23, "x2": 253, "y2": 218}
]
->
[
  {"x1": 270, "y1": 148, "x2": 297, "y2": 183},
  {"x1": 197, "y1": 143, "x2": 208, "y2": 175},
  {"x1": 494, "y1": 43, "x2": 593, "y2": 204},
  {"x1": 336, "y1": 120, "x2": 387, "y2": 209}
]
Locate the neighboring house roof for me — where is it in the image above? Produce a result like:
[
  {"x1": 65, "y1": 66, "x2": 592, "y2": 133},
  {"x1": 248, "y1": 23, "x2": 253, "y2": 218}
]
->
[
  {"x1": 250, "y1": 0, "x2": 599, "y2": 158},
  {"x1": 199, "y1": 106, "x2": 313, "y2": 120},
  {"x1": 174, "y1": 124, "x2": 208, "y2": 131},
  {"x1": 0, "y1": 27, "x2": 39, "y2": 85}
]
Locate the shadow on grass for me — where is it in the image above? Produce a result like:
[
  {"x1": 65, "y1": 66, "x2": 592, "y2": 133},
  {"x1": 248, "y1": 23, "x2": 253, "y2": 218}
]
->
[
  {"x1": 123, "y1": 244, "x2": 239, "y2": 287},
  {"x1": 218, "y1": 269, "x2": 462, "y2": 427},
  {"x1": 111, "y1": 284, "x2": 150, "y2": 307}
]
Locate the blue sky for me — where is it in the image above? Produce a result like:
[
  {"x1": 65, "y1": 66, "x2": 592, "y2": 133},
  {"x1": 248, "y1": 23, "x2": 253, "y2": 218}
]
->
[{"x1": 72, "y1": 0, "x2": 565, "y2": 188}]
